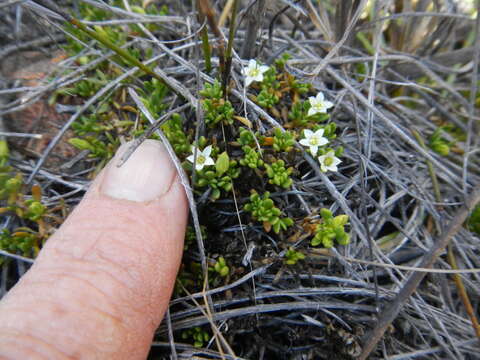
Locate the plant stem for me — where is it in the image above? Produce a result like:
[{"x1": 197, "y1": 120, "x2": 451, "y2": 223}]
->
[
  {"x1": 223, "y1": 0, "x2": 238, "y2": 97},
  {"x1": 200, "y1": 26, "x2": 212, "y2": 74}
]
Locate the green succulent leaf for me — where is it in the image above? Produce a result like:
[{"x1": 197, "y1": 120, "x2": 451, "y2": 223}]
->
[{"x1": 216, "y1": 152, "x2": 230, "y2": 176}]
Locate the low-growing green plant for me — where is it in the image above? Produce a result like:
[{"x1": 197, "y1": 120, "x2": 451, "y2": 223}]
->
[
  {"x1": 161, "y1": 113, "x2": 191, "y2": 156},
  {"x1": 62, "y1": 70, "x2": 109, "y2": 97},
  {"x1": 237, "y1": 127, "x2": 259, "y2": 146},
  {"x1": 181, "y1": 327, "x2": 210, "y2": 348},
  {"x1": 260, "y1": 66, "x2": 280, "y2": 90},
  {"x1": 284, "y1": 247, "x2": 305, "y2": 265},
  {"x1": 0, "y1": 229, "x2": 37, "y2": 258},
  {"x1": 184, "y1": 225, "x2": 207, "y2": 250},
  {"x1": 272, "y1": 128, "x2": 295, "y2": 152},
  {"x1": 468, "y1": 204, "x2": 480, "y2": 235},
  {"x1": 256, "y1": 88, "x2": 279, "y2": 109},
  {"x1": 68, "y1": 136, "x2": 118, "y2": 159},
  {"x1": 288, "y1": 100, "x2": 330, "y2": 127},
  {"x1": 211, "y1": 256, "x2": 229, "y2": 277},
  {"x1": 72, "y1": 113, "x2": 112, "y2": 136},
  {"x1": 0, "y1": 165, "x2": 47, "y2": 259},
  {"x1": 265, "y1": 159, "x2": 293, "y2": 189},
  {"x1": 311, "y1": 209, "x2": 350, "y2": 248},
  {"x1": 200, "y1": 80, "x2": 234, "y2": 127},
  {"x1": 244, "y1": 191, "x2": 294, "y2": 233},
  {"x1": 428, "y1": 127, "x2": 452, "y2": 156},
  {"x1": 0, "y1": 172, "x2": 22, "y2": 205},
  {"x1": 313, "y1": 123, "x2": 337, "y2": 141},
  {"x1": 24, "y1": 200, "x2": 46, "y2": 222},
  {"x1": 240, "y1": 145, "x2": 264, "y2": 169},
  {"x1": 195, "y1": 152, "x2": 240, "y2": 200},
  {"x1": 141, "y1": 78, "x2": 169, "y2": 119}
]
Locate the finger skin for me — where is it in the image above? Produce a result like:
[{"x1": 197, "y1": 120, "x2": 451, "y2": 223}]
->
[{"x1": 0, "y1": 165, "x2": 188, "y2": 359}]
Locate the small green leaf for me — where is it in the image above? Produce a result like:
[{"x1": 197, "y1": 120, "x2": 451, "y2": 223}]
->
[
  {"x1": 68, "y1": 138, "x2": 93, "y2": 151},
  {"x1": 216, "y1": 152, "x2": 230, "y2": 175}
]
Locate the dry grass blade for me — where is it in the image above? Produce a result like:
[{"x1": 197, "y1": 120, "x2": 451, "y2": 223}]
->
[{"x1": 360, "y1": 185, "x2": 480, "y2": 359}]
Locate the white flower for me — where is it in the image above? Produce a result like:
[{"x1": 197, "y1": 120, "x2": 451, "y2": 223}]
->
[
  {"x1": 307, "y1": 92, "x2": 334, "y2": 117},
  {"x1": 187, "y1": 145, "x2": 215, "y2": 171},
  {"x1": 299, "y1": 129, "x2": 328, "y2": 156},
  {"x1": 242, "y1": 59, "x2": 269, "y2": 87},
  {"x1": 318, "y1": 151, "x2": 341, "y2": 172}
]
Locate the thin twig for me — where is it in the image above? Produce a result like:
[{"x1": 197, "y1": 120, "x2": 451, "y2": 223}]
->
[{"x1": 359, "y1": 185, "x2": 480, "y2": 359}]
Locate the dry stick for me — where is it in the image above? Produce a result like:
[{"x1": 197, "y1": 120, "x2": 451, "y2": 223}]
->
[
  {"x1": 359, "y1": 185, "x2": 480, "y2": 359},
  {"x1": 447, "y1": 243, "x2": 480, "y2": 338},
  {"x1": 218, "y1": 0, "x2": 235, "y2": 27},
  {"x1": 411, "y1": 130, "x2": 441, "y2": 202},
  {"x1": 326, "y1": 67, "x2": 464, "y2": 185},
  {"x1": 240, "y1": 0, "x2": 266, "y2": 59},
  {"x1": 117, "y1": 104, "x2": 190, "y2": 167},
  {"x1": 165, "y1": 308, "x2": 177, "y2": 360},
  {"x1": 178, "y1": 282, "x2": 237, "y2": 358},
  {"x1": 463, "y1": 0, "x2": 480, "y2": 195},
  {"x1": 0, "y1": 33, "x2": 65, "y2": 59},
  {"x1": 307, "y1": 0, "x2": 368, "y2": 77},
  {"x1": 304, "y1": 0, "x2": 332, "y2": 41},
  {"x1": 413, "y1": 129, "x2": 480, "y2": 340}
]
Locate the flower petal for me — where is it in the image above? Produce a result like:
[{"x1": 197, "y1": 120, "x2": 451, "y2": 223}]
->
[
  {"x1": 308, "y1": 96, "x2": 317, "y2": 105},
  {"x1": 314, "y1": 128, "x2": 325, "y2": 137},
  {"x1": 186, "y1": 155, "x2": 195, "y2": 163},
  {"x1": 307, "y1": 107, "x2": 317, "y2": 117},
  {"x1": 248, "y1": 59, "x2": 257, "y2": 68},
  {"x1": 323, "y1": 100, "x2": 334, "y2": 109},
  {"x1": 245, "y1": 77, "x2": 253, "y2": 87},
  {"x1": 303, "y1": 129, "x2": 314, "y2": 138},
  {"x1": 259, "y1": 65, "x2": 270, "y2": 73},
  {"x1": 253, "y1": 73, "x2": 264, "y2": 82},
  {"x1": 317, "y1": 137, "x2": 329, "y2": 146},
  {"x1": 196, "y1": 163, "x2": 205, "y2": 171},
  {"x1": 316, "y1": 92, "x2": 324, "y2": 101},
  {"x1": 203, "y1": 145, "x2": 213, "y2": 157},
  {"x1": 299, "y1": 138, "x2": 310, "y2": 147},
  {"x1": 310, "y1": 145, "x2": 318, "y2": 156},
  {"x1": 204, "y1": 157, "x2": 215, "y2": 166}
]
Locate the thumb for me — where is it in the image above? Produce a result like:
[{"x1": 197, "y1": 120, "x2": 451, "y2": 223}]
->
[{"x1": 0, "y1": 140, "x2": 188, "y2": 359}]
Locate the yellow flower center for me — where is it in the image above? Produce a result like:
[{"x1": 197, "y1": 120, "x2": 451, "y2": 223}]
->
[
  {"x1": 197, "y1": 155, "x2": 206, "y2": 164},
  {"x1": 309, "y1": 137, "x2": 318, "y2": 145},
  {"x1": 248, "y1": 68, "x2": 259, "y2": 77},
  {"x1": 324, "y1": 157, "x2": 333, "y2": 166}
]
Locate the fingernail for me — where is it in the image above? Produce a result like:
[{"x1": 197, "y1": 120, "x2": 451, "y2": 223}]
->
[{"x1": 101, "y1": 140, "x2": 176, "y2": 202}]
